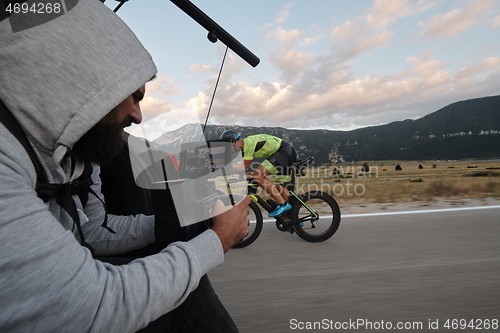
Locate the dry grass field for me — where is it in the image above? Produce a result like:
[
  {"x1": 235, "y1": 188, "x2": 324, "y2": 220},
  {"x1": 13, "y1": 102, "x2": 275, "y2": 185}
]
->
[{"x1": 283, "y1": 160, "x2": 500, "y2": 208}]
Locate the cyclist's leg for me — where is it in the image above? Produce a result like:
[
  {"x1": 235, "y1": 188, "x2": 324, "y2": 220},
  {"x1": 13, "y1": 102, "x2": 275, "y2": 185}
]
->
[
  {"x1": 252, "y1": 163, "x2": 285, "y2": 204},
  {"x1": 270, "y1": 142, "x2": 296, "y2": 167},
  {"x1": 263, "y1": 145, "x2": 296, "y2": 217},
  {"x1": 253, "y1": 142, "x2": 296, "y2": 213},
  {"x1": 268, "y1": 144, "x2": 296, "y2": 195},
  {"x1": 276, "y1": 183, "x2": 289, "y2": 202}
]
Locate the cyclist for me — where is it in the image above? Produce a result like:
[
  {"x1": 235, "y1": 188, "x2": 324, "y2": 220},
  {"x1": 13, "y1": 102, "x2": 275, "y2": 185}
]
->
[{"x1": 220, "y1": 130, "x2": 297, "y2": 217}]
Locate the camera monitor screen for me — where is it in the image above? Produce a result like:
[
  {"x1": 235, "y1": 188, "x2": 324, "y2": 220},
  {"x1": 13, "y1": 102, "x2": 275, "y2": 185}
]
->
[{"x1": 178, "y1": 140, "x2": 234, "y2": 179}]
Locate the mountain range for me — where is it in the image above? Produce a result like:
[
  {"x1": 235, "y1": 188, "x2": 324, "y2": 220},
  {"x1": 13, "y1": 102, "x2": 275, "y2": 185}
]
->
[{"x1": 152, "y1": 95, "x2": 500, "y2": 164}]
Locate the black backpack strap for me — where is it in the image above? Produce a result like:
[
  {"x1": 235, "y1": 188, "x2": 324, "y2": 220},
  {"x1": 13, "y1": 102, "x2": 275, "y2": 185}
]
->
[
  {"x1": 0, "y1": 99, "x2": 49, "y2": 185},
  {"x1": 0, "y1": 99, "x2": 114, "y2": 251},
  {"x1": 79, "y1": 160, "x2": 114, "y2": 234}
]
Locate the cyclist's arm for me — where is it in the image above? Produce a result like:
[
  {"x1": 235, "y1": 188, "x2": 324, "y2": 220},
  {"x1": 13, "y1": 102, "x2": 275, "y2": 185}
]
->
[
  {"x1": 233, "y1": 159, "x2": 252, "y2": 171},
  {"x1": 243, "y1": 159, "x2": 252, "y2": 170},
  {"x1": 232, "y1": 161, "x2": 246, "y2": 171}
]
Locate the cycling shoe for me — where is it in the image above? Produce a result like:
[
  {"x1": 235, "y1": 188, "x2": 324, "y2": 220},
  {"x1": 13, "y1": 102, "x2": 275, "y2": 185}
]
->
[{"x1": 269, "y1": 202, "x2": 292, "y2": 217}]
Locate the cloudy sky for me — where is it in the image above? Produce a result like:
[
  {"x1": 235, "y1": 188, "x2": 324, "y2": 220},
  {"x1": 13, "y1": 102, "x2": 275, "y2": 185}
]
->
[{"x1": 105, "y1": 0, "x2": 500, "y2": 141}]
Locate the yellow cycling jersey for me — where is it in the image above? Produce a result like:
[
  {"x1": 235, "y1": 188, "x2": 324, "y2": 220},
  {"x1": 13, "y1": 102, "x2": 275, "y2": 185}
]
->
[{"x1": 242, "y1": 134, "x2": 282, "y2": 161}]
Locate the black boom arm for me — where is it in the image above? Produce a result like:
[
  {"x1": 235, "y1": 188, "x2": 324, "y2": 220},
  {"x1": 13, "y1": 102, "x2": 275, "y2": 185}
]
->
[{"x1": 170, "y1": 0, "x2": 260, "y2": 68}]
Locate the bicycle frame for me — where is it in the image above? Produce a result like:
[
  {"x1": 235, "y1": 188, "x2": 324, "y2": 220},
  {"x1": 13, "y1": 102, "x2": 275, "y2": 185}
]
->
[
  {"x1": 234, "y1": 156, "x2": 340, "y2": 247},
  {"x1": 246, "y1": 156, "x2": 319, "y2": 230}
]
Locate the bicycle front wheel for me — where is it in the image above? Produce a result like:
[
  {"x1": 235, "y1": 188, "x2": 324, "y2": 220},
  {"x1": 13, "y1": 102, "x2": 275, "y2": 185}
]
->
[
  {"x1": 290, "y1": 191, "x2": 340, "y2": 242},
  {"x1": 232, "y1": 200, "x2": 263, "y2": 248}
]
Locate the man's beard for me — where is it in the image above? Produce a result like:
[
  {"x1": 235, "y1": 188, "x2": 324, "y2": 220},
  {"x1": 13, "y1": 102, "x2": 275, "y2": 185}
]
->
[{"x1": 72, "y1": 113, "x2": 132, "y2": 166}]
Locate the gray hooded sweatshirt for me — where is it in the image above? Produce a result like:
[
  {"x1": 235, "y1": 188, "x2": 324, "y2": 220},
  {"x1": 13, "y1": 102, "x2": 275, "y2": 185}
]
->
[{"x1": 0, "y1": 1, "x2": 224, "y2": 332}]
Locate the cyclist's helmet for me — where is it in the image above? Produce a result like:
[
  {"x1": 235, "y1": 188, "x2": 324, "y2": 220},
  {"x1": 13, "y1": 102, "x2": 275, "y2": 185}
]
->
[{"x1": 220, "y1": 130, "x2": 241, "y2": 143}]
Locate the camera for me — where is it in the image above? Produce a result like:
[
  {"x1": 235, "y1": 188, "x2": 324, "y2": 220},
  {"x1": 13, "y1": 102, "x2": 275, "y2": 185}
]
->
[
  {"x1": 172, "y1": 139, "x2": 245, "y2": 227},
  {"x1": 129, "y1": 137, "x2": 246, "y2": 232}
]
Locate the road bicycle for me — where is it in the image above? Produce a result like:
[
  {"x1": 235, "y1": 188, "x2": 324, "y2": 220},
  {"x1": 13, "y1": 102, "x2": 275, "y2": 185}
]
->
[{"x1": 233, "y1": 157, "x2": 341, "y2": 248}]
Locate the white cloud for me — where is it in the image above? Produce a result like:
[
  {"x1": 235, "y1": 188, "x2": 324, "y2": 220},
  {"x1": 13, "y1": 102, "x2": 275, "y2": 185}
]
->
[
  {"x1": 190, "y1": 64, "x2": 218, "y2": 74},
  {"x1": 331, "y1": 22, "x2": 395, "y2": 61},
  {"x1": 329, "y1": 0, "x2": 432, "y2": 62},
  {"x1": 180, "y1": 44, "x2": 500, "y2": 132},
  {"x1": 140, "y1": 96, "x2": 175, "y2": 121},
  {"x1": 418, "y1": 0, "x2": 497, "y2": 38},
  {"x1": 146, "y1": 76, "x2": 174, "y2": 94},
  {"x1": 456, "y1": 57, "x2": 500, "y2": 78},
  {"x1": 407, "y1": 50, "x2": 452, "y2": 73},
  {"x1": 268, "y1": 27, "x2": 306, "y2": 46},
  {"x1": 492, "y1": 15, "x2": 500, "y2": 28},
  {"x1": 275, "y1": 3, "x2": 293, "y2": 24},
  {"x1": 365, "y1": 0, "x2": 434, "y2": 30},
  {"x1": 142, "y1": 1, "x2": 500, "y2": 134},
  {"x1": 145, "y1": 75, "x2": 182, "y2": 98}
]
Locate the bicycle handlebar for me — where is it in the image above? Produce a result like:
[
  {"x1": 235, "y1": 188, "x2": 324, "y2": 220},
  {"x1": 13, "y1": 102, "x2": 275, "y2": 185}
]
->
[{"x1": 293, "y1": 157, "x2": 314, "y2": 169}]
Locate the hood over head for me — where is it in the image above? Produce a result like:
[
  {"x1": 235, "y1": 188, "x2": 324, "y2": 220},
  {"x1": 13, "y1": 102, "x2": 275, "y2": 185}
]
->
[{"x1": 0, "y1": 0, "x2": 157, "y2": 177}]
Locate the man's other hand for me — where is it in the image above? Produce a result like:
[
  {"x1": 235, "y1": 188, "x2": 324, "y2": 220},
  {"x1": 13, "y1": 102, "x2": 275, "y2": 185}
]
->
[{"x1": 211, "y1": 196, "x2": 251, "y2": 252}]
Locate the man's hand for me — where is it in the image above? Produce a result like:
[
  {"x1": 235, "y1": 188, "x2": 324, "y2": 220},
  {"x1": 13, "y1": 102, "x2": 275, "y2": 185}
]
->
[{"x1": 211, "y1": 196, "x2": 251, "y2": 253}]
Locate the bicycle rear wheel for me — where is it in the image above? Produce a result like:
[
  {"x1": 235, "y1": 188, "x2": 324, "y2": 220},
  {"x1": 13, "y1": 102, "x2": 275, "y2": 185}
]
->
[
  {"x1": 232, "y1": 200, "x2": 263, "y2": 248},
  {"x1": 290, "y1": 191, "x2": 340, "y2": 242}
]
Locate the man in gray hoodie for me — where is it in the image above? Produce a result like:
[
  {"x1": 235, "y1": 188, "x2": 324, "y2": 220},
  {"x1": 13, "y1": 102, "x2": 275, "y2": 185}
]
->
[{"x1": 0, "y1": 1, "x2": 249, "y2": 332}]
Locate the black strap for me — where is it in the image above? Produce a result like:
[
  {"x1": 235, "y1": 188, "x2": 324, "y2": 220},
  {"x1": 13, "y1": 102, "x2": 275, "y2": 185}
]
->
[
  {"x1": 0, "y1": 99, "x2": 49, "y2": 184},
  {"x1": 0, "y1": 99, "x2": 114, "y2": 251}
]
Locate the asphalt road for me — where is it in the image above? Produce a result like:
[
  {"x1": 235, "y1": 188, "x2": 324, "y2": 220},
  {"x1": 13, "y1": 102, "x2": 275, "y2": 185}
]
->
[{"x1": 209, "y1": 207, "x2": 500, "y2": 333}]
